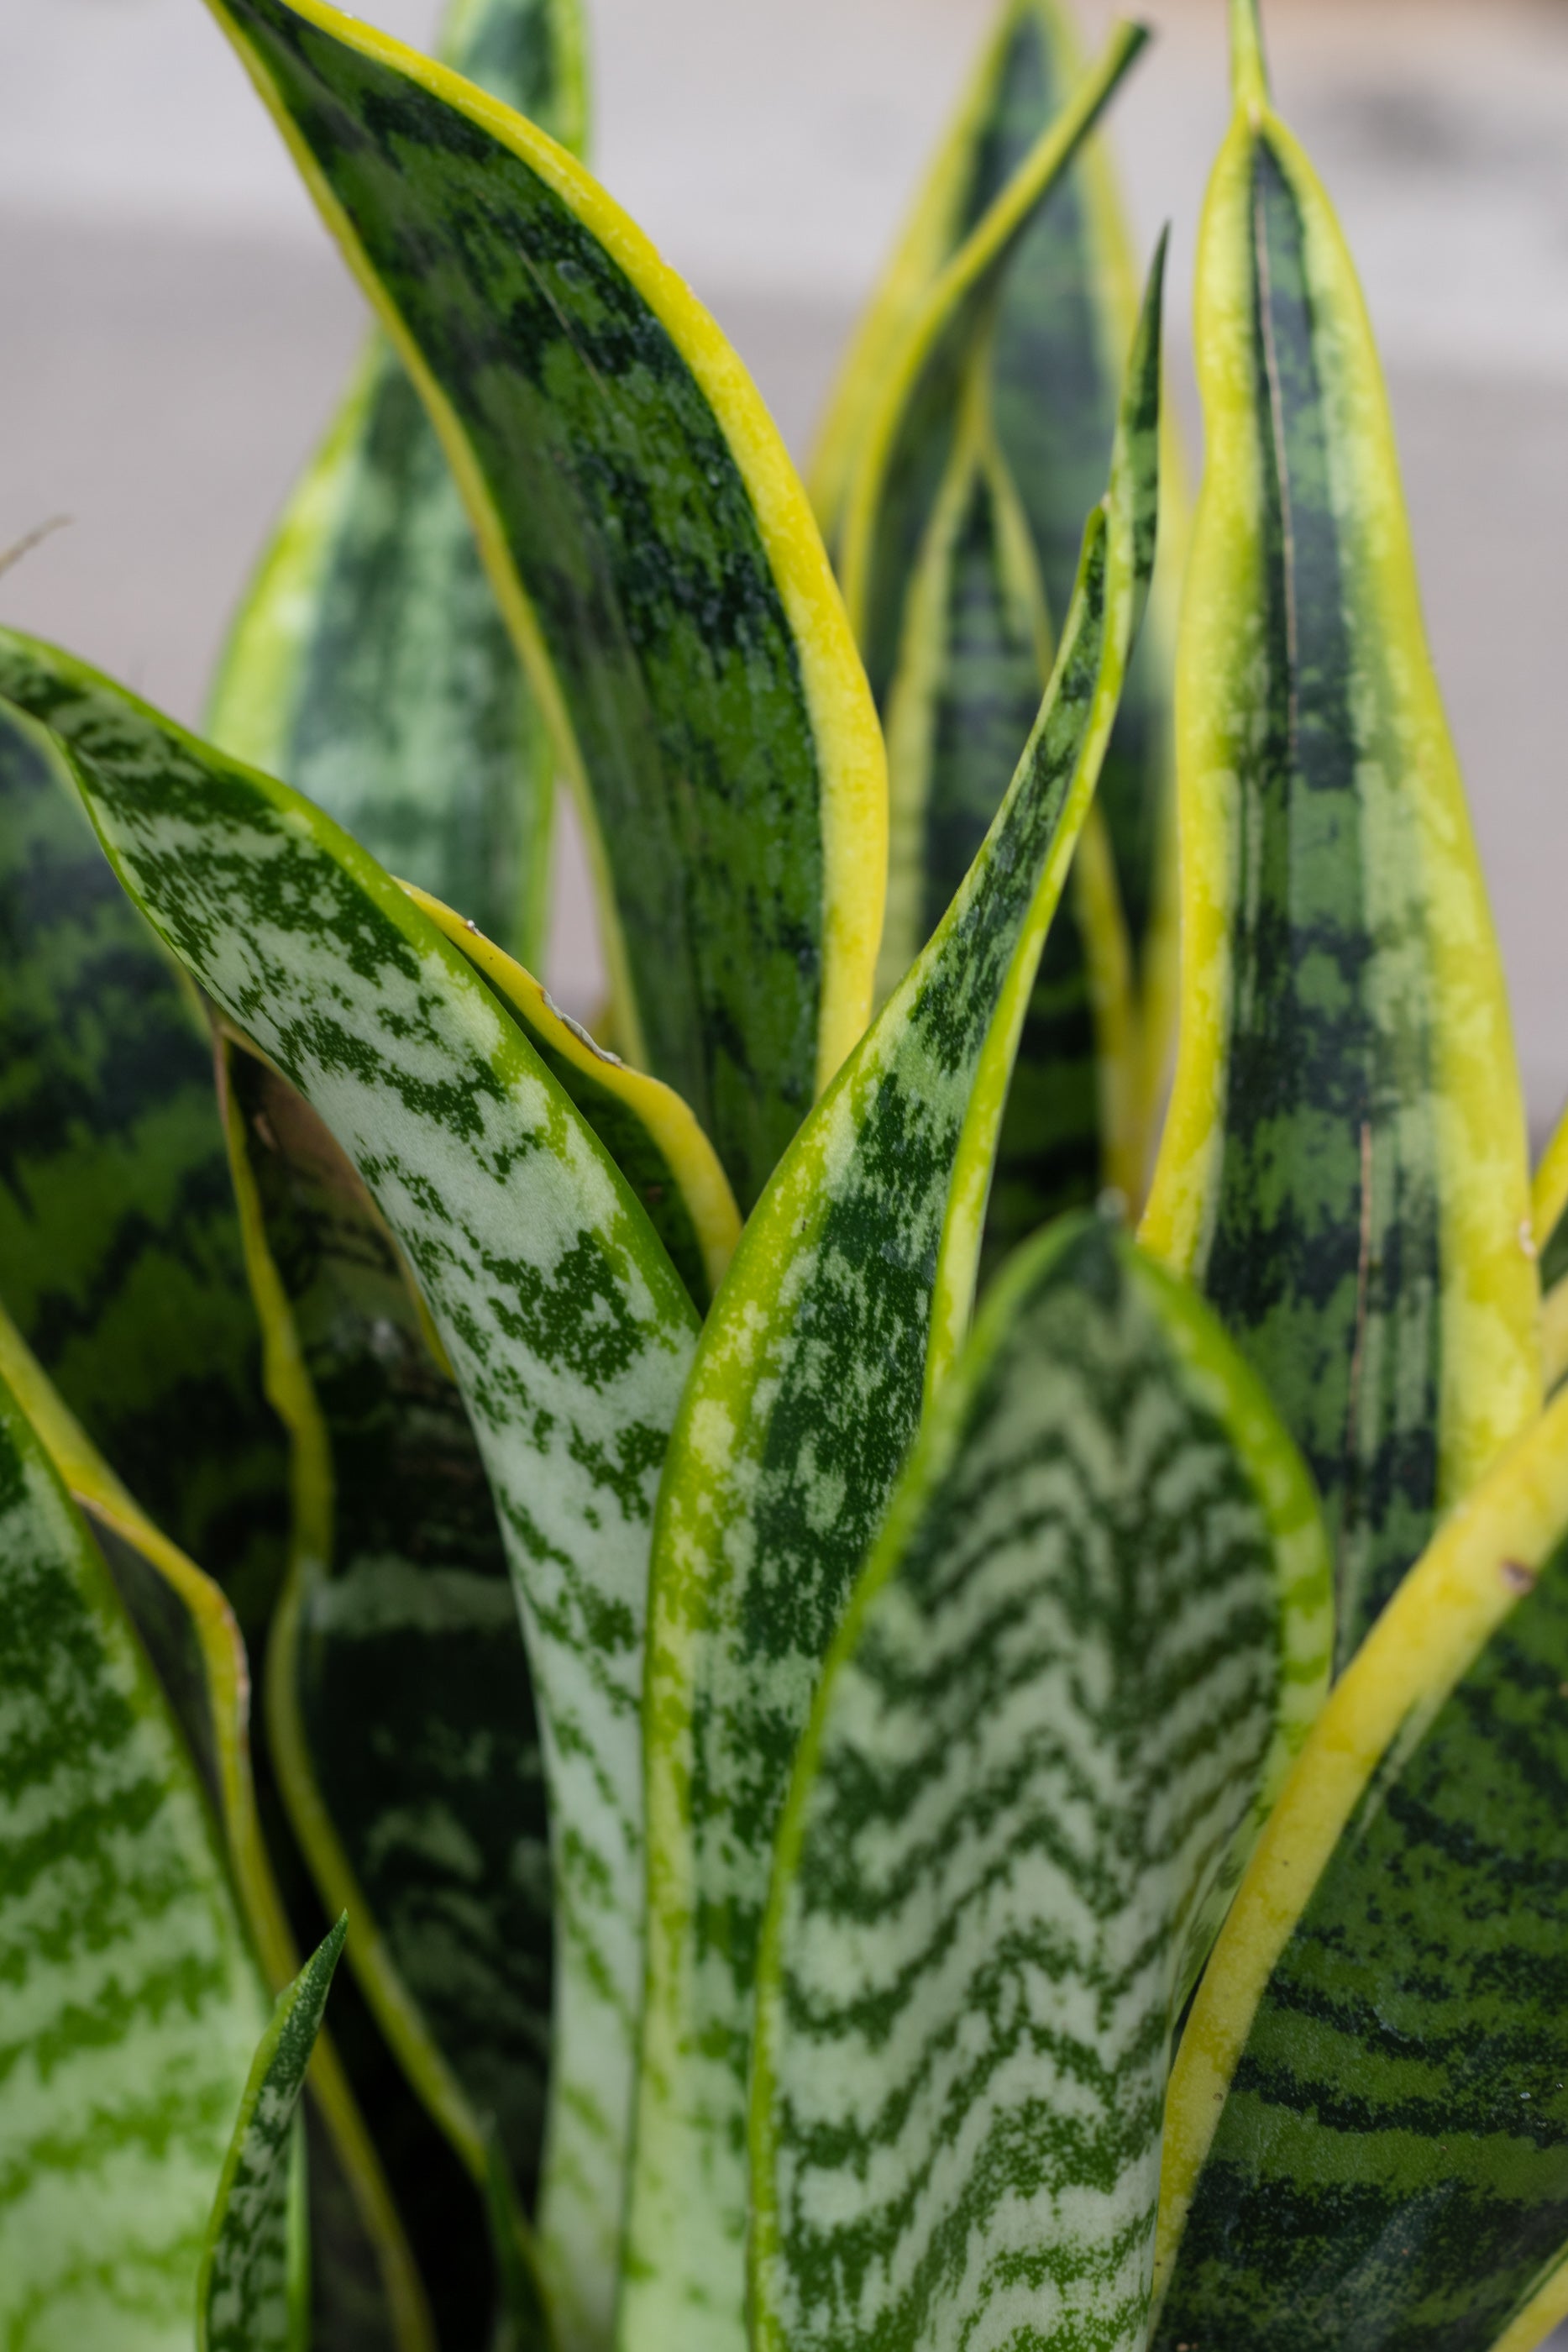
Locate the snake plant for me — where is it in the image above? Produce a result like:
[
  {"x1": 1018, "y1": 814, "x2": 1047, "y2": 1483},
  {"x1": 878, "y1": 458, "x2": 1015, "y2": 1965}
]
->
[{"x1": 3, "y1": 0, "x2": 1565, "y2": 2347}]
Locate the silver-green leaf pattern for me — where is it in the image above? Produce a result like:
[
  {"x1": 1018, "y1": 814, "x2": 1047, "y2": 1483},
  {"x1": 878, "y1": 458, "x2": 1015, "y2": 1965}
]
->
[
  {"x1": 0, "y1": 632, "x2": 698, "y2": 2352},
  {"x1": 622, "y1": 246, "x2": 1165, "y2": 2352},
  {"x1": 750, "y1": 1213, "x2": 1330, "y2": 2352},
  {"x1": 198, "y1": 1917, "x2": 348, "y2": 2352}
]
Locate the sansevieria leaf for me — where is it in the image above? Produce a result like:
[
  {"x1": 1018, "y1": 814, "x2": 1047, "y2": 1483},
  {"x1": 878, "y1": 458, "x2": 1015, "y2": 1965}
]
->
[
  {"x1": 0, "y1": 696, "x2": 287, "y2": 1639},
  {"x1": 198, "y1": 1917, "x2": 347, "y2": 2352},
  {"x1": 0, "y1": 1301, "x2": 433, "y2": 2352},
  {"x1": 0, "y1": 1352, "x2": 270, "y2": 2349},
  {"x1": 200, "y1": 0, "x2": 887, "y2": 1213},
  {"x1": 1139, "y1": 0, "x2": 1539, "y2": 1668},
  {"x1": 750, "y1": 1212, "x2": 1331, "y2": 2352},
  {"x1": 1533, "y1": 1108, "x2": 1568, "y2": 1393},
  {"x1": 1153, "y1": 1376, "x2": 1568, "y2": 2352},
  {"x1": 208, "y1": 0, "x2": 588, "y2": 969},
  {"x1": 217, "y1": 1029, "x2": 555, "y2": 2246},
  {"x1": 0, "y1": 633, "x2": 699, "y2": 2352},
  {"x1": 624, "y1": 246, "x2": 1163, "y2": 2352},
  {"x1": 403, "y1": 881, "x2": 741, "y2": 1311}
]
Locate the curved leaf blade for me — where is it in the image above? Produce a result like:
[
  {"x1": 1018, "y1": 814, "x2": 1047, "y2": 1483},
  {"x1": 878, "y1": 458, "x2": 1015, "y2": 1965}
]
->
[
  {"x1": 208, "y1": 0, "x2": 588, "y2": 971},
  {"x1": 0, "y1": 1356, "x2": 271, "y2": 2349},
  {"x1": 0, "y1": 1302, "x2": 435, "y2": 2352},
  {"x1": 1139, "y1": 0, "x2": 1539, "y2": 1668},
  {"x1": 198, "y1": 1917, "x2": 348, "y2": 2352},
  {"x1": 0, "y1": 633, "x2": 699, "y2": 2352},
  {"x1": 1152, "y1": 1374, "x2": 1568, "y2": 2352},
  {"x1": 217, "y1": 1031, "x2": 555, "y2": 2221},
  {"x1": 201, "y1": 0, "x2": 887, "y2": 1211},
  {"x1": 750, "y1": 1214, "x2": 1330, "y2": 2352},
  {"x1": 402, "y1": 880, "x2": 741, "y2": 1311},
  {"x1": 623, "y1": 255, "x2": 1163, "y2": 2352}
]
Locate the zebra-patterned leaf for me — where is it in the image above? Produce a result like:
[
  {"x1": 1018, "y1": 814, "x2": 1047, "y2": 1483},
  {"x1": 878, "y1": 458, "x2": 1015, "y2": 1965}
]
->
[
  {"x1": 1138, "y1": 0, "x2": 1539, "y2": 1671},
  {"x1": 0, "y1": 696, "x2": 287, "y2": 1642},
  {"x1": 402, "y1": 880, "x2": 741, "y2": 1311},
  {"x1": 836, "y1": 17, "x2": 1147, "y2": 719},
  {"x1": 820, "y1": 0, "x2": 1182, "y2": 1045},
  {"x1": 0, "y1": 633, "x2": 699, "y2": 2352},
  {"x1": 623, "y1": 249, "x2": 1162, "y2": 2352},
  {"x1": 0, "y1": 1299, "x2": 434, "y2": 2352},
  {"x1": 200, "y1": 0, "x2": 886, "y2": 1214},
  {"x1": 217, "y1": 1028, "x2": 555, "y2": 2237},
  {"x1": 1534, "y1": 1107, "x2": 1568, "y2": 1394},
  {"x1": 198, "y1": 1917, "x2": 347, "y2": 2352},
  {"x1": 750, "y1": 1212, "x2": 1331, "y2": 2352},
  {"x1": 1151, "y1": 1372, "x2": 1568, "y2": 2352},
  {"x1": 875, "y1": 344, "x2": 1140, "y2": 1264},
  {"x1": 0, "y1": 1351, "x2": 271, "y2": 2350},
  {"x1": 207, "y1": 0, "x2": 587, "y2": 971}
]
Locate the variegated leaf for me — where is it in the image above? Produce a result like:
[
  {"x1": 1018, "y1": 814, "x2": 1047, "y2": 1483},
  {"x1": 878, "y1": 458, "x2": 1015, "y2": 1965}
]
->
[
  {"x1": 1534, "y1": 1107, "x2": 1568, "y2": 1394},
  {"x1": 199, "y1": 1918, "x2": 347, "y2": 2352},
  {"x1": 0, "y1": 1301, "x2": 433, "y2": 2352},
  {"x1": 751, "y1": 1212, "x2": 1330, "y2": 2352},
  {"x1": 1153, "y1": 1371, "x2": 1568, "y2": 2352},
  {"x1": 208, "y1": 0, "x2": 588, "y2": 970},
  {"x1": 201, "y1": 0, "x2": 886, "y2": 1213},
  {"x1": 0, "y1": 633, "x2": 698, "y2": 2352},
  {"x1": 217, "y1": 1029, "x2": 555, "y2": 2260},
  {"x1": 403, "y1": 881, "x2": 740, "y2": 1311},
  {"x1": 0, "y1": 1351, "x2": 271, "y2": 2349},
  {"x1": 622, "y1": 249, "x2": 1163, "y2": 2352},
  {"x1": 1139, "y1": 0, "x2": 1539, "y2": 1670}
]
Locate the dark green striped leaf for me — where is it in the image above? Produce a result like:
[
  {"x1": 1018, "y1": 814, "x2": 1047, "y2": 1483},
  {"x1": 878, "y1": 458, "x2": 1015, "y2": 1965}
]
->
[
  {"x1": 1152, "y1": 1373, "x2": 1568, "y2": 2352},
  {"x1": 199, "y1": 1917, "x2": 348, "y2": 2352},
  {"x1": 836, "y1": 17, "x2": 1147, "y2": 719},
  {"x1": 624, "y1": 250, "x2": 1163, "y2": 2352},
  {"x1": 0, "y1": 1299, "x2": 434, "y2": 2352},
  {"x1": 217, "y1": 1032, "x2": 554, "y2": 2227},
  {"x1": 751, "y1": 1213, "x2": 1330, "y2": 2352},
  {"x1": 0, "y1": 633, "x2": 698, "y2": 2352},
  {"x1": 0, "y1": 1350, "x2": 271, "y2": 2345},
  {"x1": 208, "y1": 0, "x2": 587, "y2": 971},
  {"x1": 403, "y1": 879, "x2": 740, "y2": 1312},
  {"x1": 0, "y1": 697, "x2": 286, "y2": 1641},
  {"x1": 1139, "y1": 0, "x2": 1538, "y2": 1669},
  {"x1": 202, "y1": 0, "x2": 887, "y2": 1212}
]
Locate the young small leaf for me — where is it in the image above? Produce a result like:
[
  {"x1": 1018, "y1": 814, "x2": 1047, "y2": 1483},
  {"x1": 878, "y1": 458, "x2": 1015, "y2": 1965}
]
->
[
  {"x1": 208, "y1": 0, "x2": 589, "y2": 970},
  {"x1": 1139, "y1": 0, "x2": 1539, "y2": 1667},
  {"x1": 198, "y1": 1917, "x2": 348, "y2": 2352},
  {"x1": 0, "y1": 634, "x2": 698, "y2": 2352},
  {"x1": 624, "y1": 247, "x2": 1164, "y2": 2352},
  {"x1": 201, "y1": 0, "x2": 887, "y2": 1211},
  {"x1": 750, "y1": 1214, "x2": 1330, "y2": 2352}
]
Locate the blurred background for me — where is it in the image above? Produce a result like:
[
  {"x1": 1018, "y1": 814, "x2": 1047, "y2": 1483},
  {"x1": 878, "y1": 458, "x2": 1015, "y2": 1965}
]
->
[{"x1": 4, "y1": 0, "x2": 1568, "y2": 1135}]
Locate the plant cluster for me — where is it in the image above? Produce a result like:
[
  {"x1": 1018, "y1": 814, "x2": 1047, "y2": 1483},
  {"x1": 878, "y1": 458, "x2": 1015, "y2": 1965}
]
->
[{"x1": 3, "y1": 0, "x2": 1567, "y2": 2349}]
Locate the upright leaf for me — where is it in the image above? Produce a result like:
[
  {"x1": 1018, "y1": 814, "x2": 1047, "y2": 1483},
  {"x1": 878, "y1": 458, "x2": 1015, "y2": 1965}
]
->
[
  {"x1": 624, "y1": 255, "x2": 1162, "y2": 2352},
  {"x1": 1534, "y1": 1106, "x2": 1568, "y2": 1393},
  {"x1": 750, "y1": 1215, "x2": 1330, "y2": 2352},
  {"x1": 0, "y1": 633, "x2": 699, "y2": 2352},
  {"x1": 1153, "y1": 1377, "x2": 1568, "y2": 2352},
  {"x1": 217, "y1": 1030, "x2": 555, "y2": 2229},
  {"x1": 0, "y1": 698, "x2": 286, "y2": 1638},
  {"x1": 208, "y1": 0, "x2": 588, "y2": 969},
  {"x1": 0, "y1": 1357, "x2": 271, "y2": 2349},
  {"x1": 0, "y1": 1303, "x2": 433, "y2": 2352},
  {"x1": 198, "y1": 1918, "x2": 348, "y2": 2352},
  {"x1": 1139, "y1": 0, "x2": 1539, "y2": 1669},
  {"x1": 402, "y1": 880, "x2": 741, "y2": 1310},
  {"x1": 201, "y1": 0, "x2": 887, "y2": 1211}
]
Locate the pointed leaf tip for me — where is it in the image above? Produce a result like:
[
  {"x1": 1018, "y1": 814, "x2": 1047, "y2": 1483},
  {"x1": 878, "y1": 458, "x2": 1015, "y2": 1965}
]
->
[{"x1": 1231, "y1": 0, "x2": 1272, "y2": 109}]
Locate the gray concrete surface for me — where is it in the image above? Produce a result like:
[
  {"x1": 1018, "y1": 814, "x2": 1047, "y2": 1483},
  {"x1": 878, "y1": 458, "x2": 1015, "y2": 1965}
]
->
[{"x1": 5, "y1": 0, "x2": 1568, "y2": 1139}]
